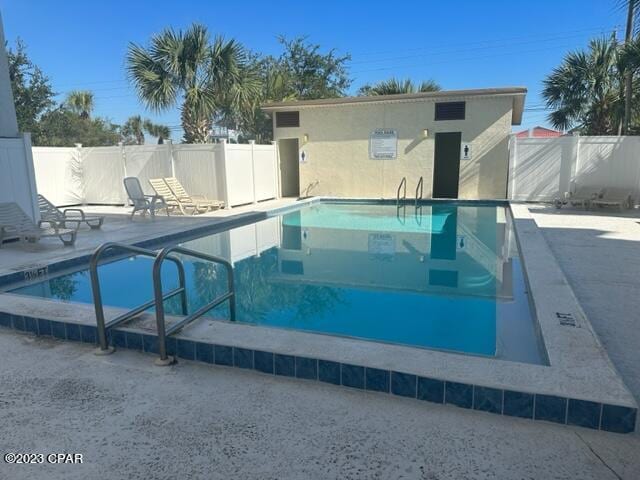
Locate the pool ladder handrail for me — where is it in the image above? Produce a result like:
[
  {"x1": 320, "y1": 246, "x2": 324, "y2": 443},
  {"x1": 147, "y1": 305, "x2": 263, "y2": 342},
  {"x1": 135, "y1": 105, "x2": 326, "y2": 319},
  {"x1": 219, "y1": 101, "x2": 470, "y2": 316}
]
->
[
  {"x1": 396, "y1": 177, "x2": 407, "y2": 207},
  {"x1": 152, "y1": 245, "x2": 236, "y2": 364},
  {"x1": 89, "y1": 242, "x2": 188, "y2": 353},
  {"x1": 415, "y1": 176, "x2": 424, "y2": 208}
]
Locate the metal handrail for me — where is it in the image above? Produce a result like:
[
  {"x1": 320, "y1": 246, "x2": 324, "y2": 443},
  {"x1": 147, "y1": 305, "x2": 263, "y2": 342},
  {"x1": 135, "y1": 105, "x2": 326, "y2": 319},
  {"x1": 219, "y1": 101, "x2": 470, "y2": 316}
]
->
[
  {"x1": 89, "y1": 242, "x2": 187, "y2": 353},
  {"x1": 396, "y1": 177, "x2": 407, "y2": 207},
  {"x1": 415, "y1": 176, "x2": 424, "y2": 207},
  {"x1": 152, "y1": 245, "x2": 236, "y2": 363}
]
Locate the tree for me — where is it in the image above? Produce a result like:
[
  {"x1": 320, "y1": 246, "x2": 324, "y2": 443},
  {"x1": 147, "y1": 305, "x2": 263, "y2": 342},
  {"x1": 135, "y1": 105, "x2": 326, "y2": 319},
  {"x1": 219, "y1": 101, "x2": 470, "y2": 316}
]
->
[
  {"x1": 35, "y1": 107, "x2": 120, "y2": 147},
  {"x1": 358, "y1": 78, "x2": 441, "y2": 96},
  {"x1": 6, "y1": 39, "x2": 55, "y2": 141},
  {"x1": 542, "y1": 37, "x2": 625, "y2": 134},
  {"x1": 126, "y1": 23, "x2": 260, "y2": 143},
  {"x1": 65, "y1": 90, "x2": 94, "y2": 119},
  {"x1": 121, "y1": 115, "x2": 145, "y2": 145},
  {"x1": 143, "y1": 119, "x2": 171, "y2": 144},
  {"x1": 271, "y1": 36, "x2": 351, "y2": 100},
  {"x1": 620, "y1": 0, "x2": 640, "y2": 132},
  {"x1": 233, "y1": 38, "x2": 351, "y2": 142}
]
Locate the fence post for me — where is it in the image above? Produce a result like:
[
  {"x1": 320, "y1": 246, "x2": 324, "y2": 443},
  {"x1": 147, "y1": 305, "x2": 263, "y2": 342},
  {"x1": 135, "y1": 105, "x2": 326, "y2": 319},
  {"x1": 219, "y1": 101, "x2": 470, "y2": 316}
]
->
[
  {"x1": 167, "y1": 139, "x2": 176, "y2": 179},
  {"x1": 74, "y1": 143, "x2": 85, "y2": 205},
  {"x1": 249, "y1": 140, "x2": 257, "y2": 204},
  {"x1": 120, "y1": 142, "x2": 128, "y2": 205},
  {"x1": 220, "y1": 139, "x2": 232, "y2": 210},
  {"x1": 272, "y1": 140, "x2": 281, "y2": 199}
]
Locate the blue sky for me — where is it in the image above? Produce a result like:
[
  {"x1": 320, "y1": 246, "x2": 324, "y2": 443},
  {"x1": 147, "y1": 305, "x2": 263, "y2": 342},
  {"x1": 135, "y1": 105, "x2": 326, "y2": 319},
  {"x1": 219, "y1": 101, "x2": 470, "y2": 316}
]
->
[{"x1": 0, "y1": 0, "x2": 624, "y2": 139}]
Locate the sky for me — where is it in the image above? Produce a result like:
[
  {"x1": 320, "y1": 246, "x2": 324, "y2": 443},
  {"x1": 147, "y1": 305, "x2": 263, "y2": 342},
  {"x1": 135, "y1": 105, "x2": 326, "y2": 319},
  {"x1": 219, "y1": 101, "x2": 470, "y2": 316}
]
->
[{"x1": 0, "y1": 0, "x2": 625, "y2": 140}]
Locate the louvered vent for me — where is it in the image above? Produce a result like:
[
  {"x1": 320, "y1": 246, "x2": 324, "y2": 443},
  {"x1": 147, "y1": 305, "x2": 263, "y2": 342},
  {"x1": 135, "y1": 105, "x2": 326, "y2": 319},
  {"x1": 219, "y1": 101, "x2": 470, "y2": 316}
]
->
[
  {"x1": 275, "y1": 111, "x2": 300, "y2": 128},
  {"x1": 435, "y1": 102, "x2": 466, "y2": 121}
]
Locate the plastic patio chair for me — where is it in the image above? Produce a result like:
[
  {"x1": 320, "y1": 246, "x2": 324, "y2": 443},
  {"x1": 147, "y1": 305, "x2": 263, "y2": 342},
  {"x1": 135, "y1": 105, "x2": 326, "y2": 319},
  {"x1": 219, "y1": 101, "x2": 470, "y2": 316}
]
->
[
  {"x1": 123, "y1": 177, "x2": 171, "y2": 219},
  {"x1": 38, "y1": 194, "x2": 104, "y2": 230},
  {"x1": 0, "y1": 202, "x2": 77, "y2": 247}
]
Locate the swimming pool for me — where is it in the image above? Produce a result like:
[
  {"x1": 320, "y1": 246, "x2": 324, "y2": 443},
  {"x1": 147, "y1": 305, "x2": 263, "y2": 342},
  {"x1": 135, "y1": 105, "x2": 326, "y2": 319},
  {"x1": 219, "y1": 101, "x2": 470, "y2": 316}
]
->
[{"x1": 9, "y1": 202, "x2": 546, "y2": 365}]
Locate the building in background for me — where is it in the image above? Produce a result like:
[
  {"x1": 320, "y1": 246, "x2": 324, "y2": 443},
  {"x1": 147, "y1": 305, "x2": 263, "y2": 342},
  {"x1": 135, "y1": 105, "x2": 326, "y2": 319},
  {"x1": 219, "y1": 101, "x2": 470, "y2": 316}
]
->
[
  {"x1": 263, "y1": 87, "x2": 526, "y2": 200},
  {"x1": 515, "y1": 126, "x2": 563, "y2": 138}
]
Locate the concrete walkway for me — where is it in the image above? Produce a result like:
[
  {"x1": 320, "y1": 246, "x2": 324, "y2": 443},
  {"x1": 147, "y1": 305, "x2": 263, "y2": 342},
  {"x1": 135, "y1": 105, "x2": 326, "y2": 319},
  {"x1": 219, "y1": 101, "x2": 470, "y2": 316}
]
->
[
  {"x1": 529, "y1": 205, "x2": 640, "y2": 403},
  {"x1": 0, "y1": 330, "x2": 639, "y2": 480}
]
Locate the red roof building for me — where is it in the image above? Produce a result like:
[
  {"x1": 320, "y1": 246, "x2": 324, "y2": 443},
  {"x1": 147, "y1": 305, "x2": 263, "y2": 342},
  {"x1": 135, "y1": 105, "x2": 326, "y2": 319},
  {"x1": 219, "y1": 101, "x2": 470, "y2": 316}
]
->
[{"x1": 515, "y1": 126, "x2": 563, "y2": 138}]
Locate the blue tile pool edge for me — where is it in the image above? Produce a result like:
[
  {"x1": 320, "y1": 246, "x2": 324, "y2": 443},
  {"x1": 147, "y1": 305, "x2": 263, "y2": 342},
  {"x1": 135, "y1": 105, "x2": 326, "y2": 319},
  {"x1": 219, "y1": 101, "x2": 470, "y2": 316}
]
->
[{"x1": 0, "y1": 312, "x2": 635, "y2": 434}]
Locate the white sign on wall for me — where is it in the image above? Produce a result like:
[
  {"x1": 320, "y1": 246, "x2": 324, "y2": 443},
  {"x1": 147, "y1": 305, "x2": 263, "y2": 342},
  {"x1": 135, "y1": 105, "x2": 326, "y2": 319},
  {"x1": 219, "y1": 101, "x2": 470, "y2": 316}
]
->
[
  {"x1": 461, "y1": 143, "x2": 472, "y2": 160},
  {"x1": 299, "y1": 150, "x2": 308, "y2": 163},
  {"x1": 369, "y1": 129, "x2": 398, "y2": 159}
]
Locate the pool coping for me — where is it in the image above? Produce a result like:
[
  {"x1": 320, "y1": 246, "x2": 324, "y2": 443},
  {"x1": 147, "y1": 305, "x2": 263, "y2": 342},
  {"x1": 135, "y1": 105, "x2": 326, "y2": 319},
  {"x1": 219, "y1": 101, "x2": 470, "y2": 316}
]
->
[{"x1": 0, "y1": 198, "x2": 637, "y2": 434}]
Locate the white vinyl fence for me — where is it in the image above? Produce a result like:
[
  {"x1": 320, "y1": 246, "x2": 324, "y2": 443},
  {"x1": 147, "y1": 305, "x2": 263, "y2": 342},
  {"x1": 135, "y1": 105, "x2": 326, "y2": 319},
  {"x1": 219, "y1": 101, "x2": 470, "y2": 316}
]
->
[
  {"x1": 508, "y1": 135, "x2": 640, "y2": 202},
  {"x1": 32, "y1": 141, "x2": 279, "y2": 208}
]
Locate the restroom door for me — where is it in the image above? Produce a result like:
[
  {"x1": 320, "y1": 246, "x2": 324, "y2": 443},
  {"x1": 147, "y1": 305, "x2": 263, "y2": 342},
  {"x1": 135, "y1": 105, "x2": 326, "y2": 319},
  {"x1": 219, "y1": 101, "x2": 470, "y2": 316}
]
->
[
  {"x1": 433, "y1": 132, "x2": 462, "y2": 198},
  {"x1": 278, "y1": 138, "x2": 300, "y2": 197}
]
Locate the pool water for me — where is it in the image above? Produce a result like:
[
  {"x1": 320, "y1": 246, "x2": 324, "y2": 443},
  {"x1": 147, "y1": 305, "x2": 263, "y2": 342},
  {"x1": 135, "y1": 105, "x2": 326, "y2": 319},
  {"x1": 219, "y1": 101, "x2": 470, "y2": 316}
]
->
[{"x1": 10, "y1": 202, "x2": 546, "y2": 364}]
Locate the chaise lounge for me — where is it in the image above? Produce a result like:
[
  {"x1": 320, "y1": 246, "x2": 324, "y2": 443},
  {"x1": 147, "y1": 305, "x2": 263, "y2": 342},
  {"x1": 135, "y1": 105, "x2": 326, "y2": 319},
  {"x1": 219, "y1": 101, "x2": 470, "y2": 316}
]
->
[
  {"x1": 0, "y1": 202, "x2": 77, "y2": 247},
  {"x1": 38, "y1": 194, "x2": 105, "y2": 230},
  {"x1": 164, "y1": 177, "x2": 225, "y2": 212},
  {"x1": 591, "y1": 187, "x2": 634, "y2": 210},
  {"x1": 148, "y1": 178, "x2": 212, "y2": 216}
]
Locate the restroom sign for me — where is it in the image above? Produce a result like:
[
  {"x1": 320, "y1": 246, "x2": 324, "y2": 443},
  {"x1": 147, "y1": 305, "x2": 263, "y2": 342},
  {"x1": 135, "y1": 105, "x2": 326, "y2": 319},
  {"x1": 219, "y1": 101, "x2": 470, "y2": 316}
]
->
[
  {"x1": 369, "y1": 129, "x2": 397, "y2": 159},
  {"x1": 299, "y1": 150, "x2": 308, "y2": 163},
  {"x1": 461, "y1": 143, "x2": 472, "y2": 160}
]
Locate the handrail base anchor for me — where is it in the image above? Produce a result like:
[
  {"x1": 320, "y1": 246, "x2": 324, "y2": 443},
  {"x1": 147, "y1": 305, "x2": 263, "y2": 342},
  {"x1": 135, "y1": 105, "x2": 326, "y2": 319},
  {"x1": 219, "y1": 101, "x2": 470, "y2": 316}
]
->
[
  {"x1": 154, "y1": 355, "x2": 176, "y2": 367},
  {"x1": 94, "y1": 346, "x2": 116, "y2": 356}
]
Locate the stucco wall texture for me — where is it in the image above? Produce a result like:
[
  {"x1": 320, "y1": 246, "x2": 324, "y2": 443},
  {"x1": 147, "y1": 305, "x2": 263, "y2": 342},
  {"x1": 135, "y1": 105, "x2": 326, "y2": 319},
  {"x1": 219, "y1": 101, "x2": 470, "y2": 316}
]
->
[{"x1": 274, "y1": 95, "x2": 515, "y2": 200}]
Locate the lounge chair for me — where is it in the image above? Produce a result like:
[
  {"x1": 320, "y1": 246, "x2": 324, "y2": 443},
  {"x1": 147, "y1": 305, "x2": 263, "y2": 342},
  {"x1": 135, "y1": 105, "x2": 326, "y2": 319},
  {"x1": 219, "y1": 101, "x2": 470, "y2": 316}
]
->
[
  {"x1": 164, "y1": 177, "x2": 225, "y2": 212},
  {"x1": 554, "y1": 186, "x2": 602, "y2": 209},
  {"x1": 38, "y1": 194, "x2": 104, "y2": 230},
  {"x1": 123, "y1": 177, "x2": 171, "y2": 219},
  {"x1": 0, "y1": 202, "x2": 77, "y2": 247},
  {"x1": 149, "y1": 178, "x2": 210, "y2": 216},
  {"x1": 591, "y1": 187, "x2": 634, "y2": 210}
]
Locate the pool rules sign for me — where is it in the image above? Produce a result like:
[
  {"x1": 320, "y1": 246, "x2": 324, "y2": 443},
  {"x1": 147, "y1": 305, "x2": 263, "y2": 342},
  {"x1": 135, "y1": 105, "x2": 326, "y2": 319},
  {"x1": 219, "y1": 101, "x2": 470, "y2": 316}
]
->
[{"x1": 369, "y1": 129, "x2": 397, "y2": 159}]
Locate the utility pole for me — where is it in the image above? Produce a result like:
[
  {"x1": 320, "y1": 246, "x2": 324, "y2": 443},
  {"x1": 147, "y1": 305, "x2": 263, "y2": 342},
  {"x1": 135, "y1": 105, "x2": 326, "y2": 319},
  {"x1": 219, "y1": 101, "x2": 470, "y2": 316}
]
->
[{"x1": 623, "y1": 1, "x2": 635, "y2": 135}]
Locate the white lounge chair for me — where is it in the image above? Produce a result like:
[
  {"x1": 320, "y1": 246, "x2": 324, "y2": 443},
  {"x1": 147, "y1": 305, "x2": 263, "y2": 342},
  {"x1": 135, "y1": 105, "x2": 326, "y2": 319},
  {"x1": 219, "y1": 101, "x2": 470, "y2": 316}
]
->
[
  {"x1": 0, "y1": 202, "x2": 77, "y2": 247},
  {"x1": 149, "y1": 178, "x2": 210, "y2": 216},
  {"x1": 164, "y1": 177, "x2": 225, "y2": 211},
  {"x1": 123, "y1": 177, "x2": 171, "y2": 219},
  {"x1": 554, "y1": 186, "x2": 602, "y2": 209},
  {"x1": 591, "y1": 188, "x2": 634, "y2": 210},
  {"x1": 38, "y1": 194, "x2": 104, "y2": 230}
]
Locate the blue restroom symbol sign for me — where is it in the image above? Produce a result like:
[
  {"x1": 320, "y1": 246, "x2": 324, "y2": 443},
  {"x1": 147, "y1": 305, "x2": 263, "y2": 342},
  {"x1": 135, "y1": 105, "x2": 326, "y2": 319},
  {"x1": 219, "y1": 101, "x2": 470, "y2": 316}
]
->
[
  {"x1": 299, "y1": 150, "x2": 308, "y2": 163},
  {"x1": 456, "y1": 235, "x2": 466, "y2": 250}
]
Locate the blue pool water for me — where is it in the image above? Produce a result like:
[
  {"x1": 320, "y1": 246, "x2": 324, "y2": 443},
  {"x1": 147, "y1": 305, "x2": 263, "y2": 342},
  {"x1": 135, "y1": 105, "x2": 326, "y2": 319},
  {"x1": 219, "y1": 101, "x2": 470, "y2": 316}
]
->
[{"x1": 9, "y1": 202, "x2": 546, "y2": 364}]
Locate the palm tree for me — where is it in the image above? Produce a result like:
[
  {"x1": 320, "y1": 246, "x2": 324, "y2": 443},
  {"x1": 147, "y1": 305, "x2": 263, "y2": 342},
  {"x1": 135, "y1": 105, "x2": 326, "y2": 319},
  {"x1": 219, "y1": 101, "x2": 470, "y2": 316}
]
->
[
  {"x1": 126, "y1": 23, "x2": 260, "y2": 143},
  {"x1": 542, "y1": 37, "x2": 624, "y2": 134},
  {"x1": 65, "y1": 90, "x2": 94, "y2": 119},
  {"x1": 357, "y1": 77, "x2": 441, "y2": 96},
  {"x1": 143, "y1": 120, "x2": 171, "y2": 144},
  {"x1": 121, "y1": 115, "x2": 145, "y2": 145}
]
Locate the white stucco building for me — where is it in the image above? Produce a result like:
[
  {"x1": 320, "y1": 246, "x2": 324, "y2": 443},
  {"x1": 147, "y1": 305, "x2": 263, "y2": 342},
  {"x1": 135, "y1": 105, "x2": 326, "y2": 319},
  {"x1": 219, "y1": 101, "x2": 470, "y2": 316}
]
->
[
  {"x1": 264, "y1": 87, "x2": 526, "y2": 200},
  {"x1": 0, "y1": 10, "x2": 39, "y2": 220}
]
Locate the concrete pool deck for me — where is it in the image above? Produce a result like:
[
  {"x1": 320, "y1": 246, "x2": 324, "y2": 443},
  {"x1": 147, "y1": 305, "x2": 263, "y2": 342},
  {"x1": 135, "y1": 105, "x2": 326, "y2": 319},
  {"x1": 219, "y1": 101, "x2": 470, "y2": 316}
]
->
[
  {"x1": 1, "y1": 329, "x2": 639, "y2": 480},
  {"x1": 1, "y1": 201, "x2": 640, "y2": 477}
]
